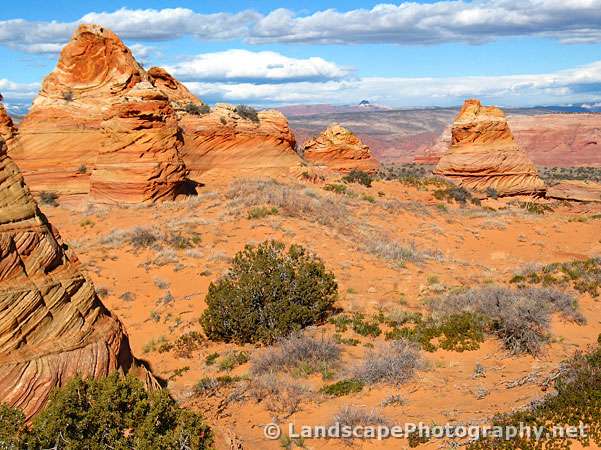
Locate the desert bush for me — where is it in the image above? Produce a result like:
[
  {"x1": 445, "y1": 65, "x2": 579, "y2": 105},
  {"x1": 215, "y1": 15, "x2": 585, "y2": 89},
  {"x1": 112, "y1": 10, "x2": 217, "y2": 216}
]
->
[
  {"x1": 433, "y1": 186, "x2": 480, "y2": 205},
  {"x1": 0, "y1": 374, "x2": 212, "y2": 449},
  {"x1": 323, "y1": 183, "x2": 351, "y2": 195},
  {"x1": 515, "y1": 200, "x2": 553, "y2": 215},
  {"x1": 320, "y1": 379, "x2": 364, "y2": 397},
  {"x1": 235, "y1": 104, "x2": 259, "y2": 122},
  {"x1": 331, "y1": 405, "x2": 388, "y2": 441},
  {"x1": 201, "y1": 240, "x2": 338, "y2": 344},
  {"x1": 485, "y1": 187, "x2": 499, "y2": 199},
  {"x1": 248, "y1": 375, "x2": 307, "y2": 416},
  {"x1": 429, "y1": 286, "x2": 584, "y2": 355},
  {"x1": 173, "y1": 331, "x2": 205, "y2": 358},
  {"x1": 342, "y1": 169, "x2": 373, "y2": 187},
  {"x1": 351, "y1": 312, "x2": 382, "y2": 337},
  {"x1": 129, "y1": 226, "x2": 160, "y2": 248},
  {"x1": 185, "y1": 102, "x2": 210, "y2": 115},
  {"x1": 378, "y1": 164, "x2": 450, "y2": 189},
  {"x1": 511, "y1": 257, "x2": 601, "y2": 298},
  {"x1": 359, "y1": 231, "x2": 427, "y2": 265},
  {"x1": 353, "y1": 340, "x2": 422, "y2": 385},
  {"x1": 193, "y1": 375, "x2": 243, "y2": 395},
  {"x1": 62, "y1": 90, "x2": 74, "y2": 102},
  {"x1": 39, "y1": 191, "x2": 59, "y2": 207},
  {"x1": 247, "y1": 206, "x2": 279, "y2": 219},
  {"x1": 0, "y1": 403, "x2": 27, "y2": 448},
  {"x1": 251, "y1": 333, "x2": 341, "y2": 376},
  {"x1": 218, "y1": 350, "x2": 249, "y2": 372},
  {"x1": 469, "y1": 337, "x2": 601, "y2": 449},
  {"x1": 77, "y1": 164, "x2": 87, "y2": 174}
]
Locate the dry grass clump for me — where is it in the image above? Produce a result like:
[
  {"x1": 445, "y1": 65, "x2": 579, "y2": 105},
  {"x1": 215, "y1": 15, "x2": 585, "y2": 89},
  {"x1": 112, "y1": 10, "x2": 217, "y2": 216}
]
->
[
  {"x1": 353, "y1": 340, "x2": 422, "y2": 385},
  {"x1": 226, "y1": 178, "x2": 350, "y2": 228},
  {"x1": 429, "y1": 286, "x2": 584, "y2": 355},
  {"x1": 358, "y1": 228, "x2": 443, "y2": 266},
  {"x1": 250, "y1": 333, "x2": 341, "y2": 376},
  {"x1": 247, "y1": 375, "x2": 308, "y2": 416},
  {"x1": 331, "y1": 405, "x2": 389, "y2": 430}
]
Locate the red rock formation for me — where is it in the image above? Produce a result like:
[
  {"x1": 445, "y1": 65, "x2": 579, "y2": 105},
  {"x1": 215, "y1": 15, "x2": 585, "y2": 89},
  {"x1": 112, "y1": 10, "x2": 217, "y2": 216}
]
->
[
  {"x1": 0, "y1": 103, "x2": 17, "y2": 144},
  {"x1": 301, "y1": 123, "x2": 380, "y2": 173},
  {"x1": 433, "y1": 100, "x2": 545, "y2": 195},
  {"x1": 416, "y1": 113, "x2": 601, "y2": 167},
  {"x1": 546, "y1": 180, "x2": 601, "y2": 202},
  {"x1": 0, "y1": 137, "x2": 157, "y2": 420},
  {"x1": 147, "y1": 66, "x2": 206, "y2": 112},
  {"x1": 178, "y1": 103, "x2": 300, "y2": 181},
  {"x1": 89, "y1": 82, "x2": 190, "y2": 204},
  {"x1": 12, "y1": 25, "x2": 189, "y2": 201}
]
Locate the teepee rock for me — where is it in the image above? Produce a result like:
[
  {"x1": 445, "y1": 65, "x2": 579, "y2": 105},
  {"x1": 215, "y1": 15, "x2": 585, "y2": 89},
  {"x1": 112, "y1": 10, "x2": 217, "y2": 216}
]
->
[
  {"x1": 433, "y1": 99, "x2": 545, "y2": 195},
  {"x1": 0, "y1": 137, "x2": 157, "y2": 419}
]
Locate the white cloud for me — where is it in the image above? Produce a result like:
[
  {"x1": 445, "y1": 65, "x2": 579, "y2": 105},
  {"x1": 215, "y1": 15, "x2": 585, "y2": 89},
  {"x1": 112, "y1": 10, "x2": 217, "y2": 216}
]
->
[
  {"x1": 2, "y1": 1, "x2": 601, "y2": 53},
  {"x1": 0, "y1": 79, "x2": 39, "y2": 100},
  {"x1": 184, "y1": 60, "x2": 601, "y2": 107},
  {"x1": 167, "y1": 49, "x2": 350, "y2": 83}
]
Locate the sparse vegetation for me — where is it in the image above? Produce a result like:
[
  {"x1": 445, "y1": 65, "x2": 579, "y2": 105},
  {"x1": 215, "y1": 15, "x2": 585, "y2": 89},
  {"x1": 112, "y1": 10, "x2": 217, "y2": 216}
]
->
[
  {"x1": 539, "y1": 166, "x2": 601, "y2": 183},
  {"x1": 429, "y1": 286, "x2": 584, "y2": 355},
  {"x1": 77, "y1": 164, "x2": 87, "y2": 174},
  {"x1": 342, "y1": 169, "x2": 373, "y2": 187},
  {"x1": 247, "y1": 205, "x2": 278, "y2": 219},
  {"x1": 511, "y1": 257, "x2": 601, "y2": 297},
  {"x1": 0, "y1": 374, "x2": 212, "y2": 449},
  {"x1": 353, "y1": 340, "x2": 422, "y2": 385},
  {"x1": 185, "y1": 102, "x2": 210, "y2": 115},
  {"x1": 218, "y1": 350, "x2": 249, "y2": 372},
  {"x1": 433, "y1": 185, "x2": 481, "y2": 205},
  {"x1": 514, "y1": 200, "x2": 553, "y2": 215},
  {"x1": 251, "y1": 334, "x2": 341, "y2": 377},
  {"x1": 235, "y1": 104, "x2": 259, "y2": 122},
  {"x1": 62, "y1": 90, "x2": 74, "y2": 102},
  {"x1": 378, "y1": 164, "x2": 450, "y2": 189},
  {"x1": 173, "y1": 331, "x2": 205, "y2": 358},
  {"x1": 201, "y1": 241, "x2": 338, "y2": 344},
  {"x1": 320, "y1": 379, "x2": 364, "y2": 397},
  {"x1": 469, "y1": 336, "x2": 601, "y2": 449},
  {"x1": 39, "y1": 191, "x2": 59, "y2": 207}
]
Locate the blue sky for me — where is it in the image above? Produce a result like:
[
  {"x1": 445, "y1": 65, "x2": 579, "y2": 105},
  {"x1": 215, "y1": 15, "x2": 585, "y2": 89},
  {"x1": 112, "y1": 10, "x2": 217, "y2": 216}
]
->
[{"x1": 2, "y1": 0, "x2": 601, "y2": 108}]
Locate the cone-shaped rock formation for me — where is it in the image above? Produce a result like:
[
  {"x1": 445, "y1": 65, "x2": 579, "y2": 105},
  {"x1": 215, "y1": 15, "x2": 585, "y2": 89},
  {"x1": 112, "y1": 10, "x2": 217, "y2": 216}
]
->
[
  {"x1": 302, "y1": 123, "x2": 380, "y2": 173},
  {"x1": 0, "y1": 137, "x2": 157, "y2": 419},
  {"x1": 12, "y1": 24, "x2": 189, "y2": 202},
  {"x1": 433, "y1": 99, "x2": 545, "y2": 195}
]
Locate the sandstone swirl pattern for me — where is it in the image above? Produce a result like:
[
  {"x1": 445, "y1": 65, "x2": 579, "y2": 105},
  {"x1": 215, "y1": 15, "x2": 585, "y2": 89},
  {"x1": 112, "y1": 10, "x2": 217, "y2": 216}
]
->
[
  {"x1": 301, "y1": 123, "x2": 380, "y2": 173},
  {"x1": 0, "y1": 137, "x2": 157, "y2": 419},
  {"x1": 433, "y1": 99, "x2": 545, "y2": 195},
  {"x1": 10, "y1": 24, "x2": 189, "y2": 202}
]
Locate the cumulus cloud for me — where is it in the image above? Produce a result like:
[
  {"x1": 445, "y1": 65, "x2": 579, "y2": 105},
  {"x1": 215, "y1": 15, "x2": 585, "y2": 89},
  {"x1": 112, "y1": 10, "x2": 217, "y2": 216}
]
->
[
  {"x1": 167, "y1": 49, "x2": 350, "y2": 83},
  {"x1": 2, "y1": 1, "x2": 601, "y2": 53},
  {"x1": 184, "y1": 60, "x2": 601, "y2": 107},
  {"x1": 0, "y1": 79, "x2": 39, "y2": 101}
]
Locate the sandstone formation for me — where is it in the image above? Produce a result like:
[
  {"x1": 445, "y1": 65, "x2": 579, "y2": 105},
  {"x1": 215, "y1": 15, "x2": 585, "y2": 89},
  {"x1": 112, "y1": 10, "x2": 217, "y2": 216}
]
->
[
  {"x1": 433, "y1": 99, "x2": 545, "y2": 195},
  {"x1": 89, "y1": 82, "x2": 190, "y2": 204},
  {"x1": 0, "y1": 102, "x2": 17, "y2": 144},
  {"x1": 178, "y1": 103, "x2": 300, "y2": 182},
  {"x1": 11, "y1": 24, "x2": 190, "y2": 202},
  {"x1": 0, "y1": 137, "x2": 156, "y2": 419},
  {"x1": 546, "y1": 180, "x2": 601, "y2": 202},
  {"x1": 301, "y1": 123, "x2": 380, "y2": 173},
  {"x1": 147, "y1": 67, "x2": 206, "y2": 112}
]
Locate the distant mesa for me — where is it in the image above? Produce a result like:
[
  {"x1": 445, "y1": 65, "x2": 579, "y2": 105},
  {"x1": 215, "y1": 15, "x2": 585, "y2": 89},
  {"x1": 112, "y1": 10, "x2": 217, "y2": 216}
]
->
[
  {"x1": 0, "y1": 136, "x2": 157, "y2": 420},
  {"x1": 301, "y1": 123, "x2": 380, "y2": 174},
  {"x1": 433, "y1": 99, "x2": 545, "y2": 196}
]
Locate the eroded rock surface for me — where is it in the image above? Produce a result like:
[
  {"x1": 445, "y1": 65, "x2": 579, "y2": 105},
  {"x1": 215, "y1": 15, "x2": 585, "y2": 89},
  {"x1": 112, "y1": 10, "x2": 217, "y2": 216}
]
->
[
  {"x1": 0, "y1": 137, "x2": 156, "y2": 419},
  {"x1": 433, "y1": 99, "x2": 545, "y2": 195},
  {"x1": 301, "y1": 123, "x2": 380, "y2": 173}
]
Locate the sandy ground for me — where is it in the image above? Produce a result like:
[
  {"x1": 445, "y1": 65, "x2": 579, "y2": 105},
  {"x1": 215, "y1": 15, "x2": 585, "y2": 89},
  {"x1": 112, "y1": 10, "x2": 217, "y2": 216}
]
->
[{"x1": 41, "y1": 172, "x2": 601, "y2": 450}]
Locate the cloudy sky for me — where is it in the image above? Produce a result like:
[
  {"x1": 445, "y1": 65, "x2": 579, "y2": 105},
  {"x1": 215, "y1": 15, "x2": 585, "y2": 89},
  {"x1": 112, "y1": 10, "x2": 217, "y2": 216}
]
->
[{"x1": 1, "y1": 0, "x2": 601, "y2": 108}]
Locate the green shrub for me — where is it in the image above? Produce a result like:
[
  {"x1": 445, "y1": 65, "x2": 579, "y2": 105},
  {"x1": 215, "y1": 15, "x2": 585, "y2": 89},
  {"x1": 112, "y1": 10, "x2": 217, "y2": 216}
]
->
[
  {"x1": 342, "y1": 169, "x2": 373, "y2": 187},
  {"x1": 247, "y1": 206, "x2": 279, "y2": 219},
  {"x1": 323, "y1": 183, "x2": 349, "y2": 194},
  {"x1": 351, "y1": 312, "x2": 382, "y2": 337},
  {"x1": 485, "y1": 187, "x2": 498, "y2": 199},
  {"x1": 433, "y1": 186, "x2": 480, "y2": 205},
  {"x1": 201, "y1": 240, "x2": 338, "y2": 344},
  {"x1": 205, "y1": 352, "x2": 219, "y2": 366},
  {"x1": 320, "y1": 379, "x2": 364, "y2": 397},
  {"x1": 515, "y1": 201, "x2": 553, "y2": 215},
  {"x1": 185, "y1": 102, "x2": 210, "y2": 115},
  {"x1": 218, "y1": 350, "x2": 249, "y2": 372},
  {"x1": 235, "y1": 104, "x2": 259, "y2": 122},
  {"x1": 0, "y1": 403, "x2": 27, "y2": 448},
  {"x1": 0, "y1": 374, "x2": 212, "y2": 449},
  {"x1": 39, "y1": 191, "x2": 59, "y2": 207}
]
